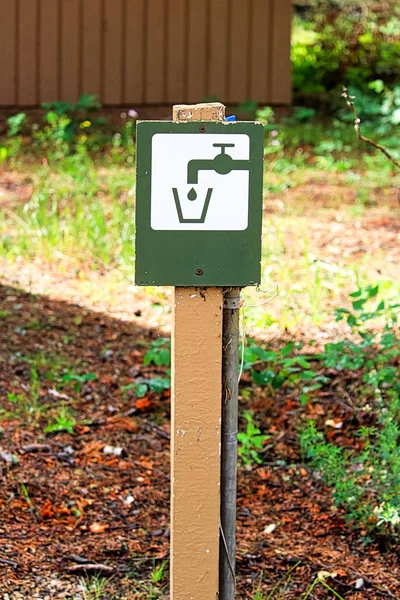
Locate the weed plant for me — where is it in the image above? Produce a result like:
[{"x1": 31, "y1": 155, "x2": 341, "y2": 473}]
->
[
  {"x1": 1, "y1": 367, "x2": 48, "y2": 422},
  {"x1": 299, "y1": 287, "x2": 400, "y2": 540},
  {"x1": 44, "y1": 405, "x2": 76, "y2": 435},
  {"x1": 238, "y1": 411, "x2": 269, "y2": 466}
]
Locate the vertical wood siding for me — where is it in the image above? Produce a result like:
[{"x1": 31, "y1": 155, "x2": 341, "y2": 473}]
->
[
  {"x1": 82, "y1": 0, "x2": 102, "y2": 98},
  {"x1": 39, "y1": 0, "x2": 59, "y2": 102},
  {"x1": 0, "y1": 0, "x2": 291, "y2": 107},
  {"x1": 0, "y1": 0, "x2": 17, "y2": 105}
]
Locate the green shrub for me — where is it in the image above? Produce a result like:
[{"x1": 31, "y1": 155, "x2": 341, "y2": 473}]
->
[
  {"x1": 299, "y1": 285, "x2": 400, "y2": 539},
  {"x1": 301, "y1": 392, "x2": 400, "y2": 539},
  {"x1": 293, "y1": 1, "x2": 400, "y2": 111},
  {"x1": 240, "y1": 283, "x2": 400, "y2": 538},
  {"x1": 243, "y1": 341, "x2": 328, "y2": 405},
  {"x1": 1, "y1": 94, "x2": 137, "y2": 164}
]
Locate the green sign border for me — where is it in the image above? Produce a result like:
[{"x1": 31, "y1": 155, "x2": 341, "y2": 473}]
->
[{"x1": 135, "y1": 121, "x2": 264, "y2": 287}]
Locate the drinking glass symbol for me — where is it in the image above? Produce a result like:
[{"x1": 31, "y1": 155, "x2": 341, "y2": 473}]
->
[{"x1": 172, "y1": 188, "x2": 213, "y2": 224}]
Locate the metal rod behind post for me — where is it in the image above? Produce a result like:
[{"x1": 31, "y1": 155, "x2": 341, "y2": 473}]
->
[{"x1": 220, "y1": 288, "x2": 240, "y2": 600}]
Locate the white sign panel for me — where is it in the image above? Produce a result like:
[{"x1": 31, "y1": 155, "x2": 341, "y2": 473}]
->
[{"x1": 151, "y1": 133, "x2": 250, "y2": 231}]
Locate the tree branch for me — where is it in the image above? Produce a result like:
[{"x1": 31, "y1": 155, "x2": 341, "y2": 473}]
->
[{"x1": 342, "y1": 86, "x2": 400, "y2": 170}]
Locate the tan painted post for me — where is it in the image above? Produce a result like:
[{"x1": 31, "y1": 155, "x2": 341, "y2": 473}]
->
[{"x1": 171, "y1": 103, "x2": 225, "y2": 599}]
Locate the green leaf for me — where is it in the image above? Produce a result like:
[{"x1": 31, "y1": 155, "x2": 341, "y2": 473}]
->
[
  {"x1": 253, "y1": 435, "x2": 268, "y2": 449},
  {"x1": 250, "y1": 449, "x2": 262, "y2": 464},
  {"x1": 281, "y1": 342, "x2": 295, "y2": 357},
  {"x1": 148, "y1": 377, "x2": 170, "y2": 393},
  {"x1": 381, "y1": 333, "x2": 396, "y2": 349},
  {"x1": 301, "y1": 370, "x2": 318, "y2": 380},
  {"x1": 347, "y1": 315, "x2": 357, "y2": 327},
  {"x1": 44, "y1": 423, "x2": 73, "y2": 434},
  {"x1": 271, "y1": 375, "x2": 286, "y2": 389},
  {"x1": 352, "y1": 298, "x2": 367, "y2": 311},
  {"x1": 158, "y1": 348, "x2": 171, "y2": 366},
  {"x1": 251, "y1": 369, "x2": 275, "y2": 387},
  {"x1": 135, "y1": 383, "x2": 148, "y2": 398},
  {"x1": 143, "y1": 352, "x2": 154, "y2": 366},
  {"x1": 82, "y1": 373, "x2": 97, "y2": 381},
  {"x1": 367, "y1": 285, "x2": 379, "y2": 298},
  {"x1": 297, "y1": 357, "x2": 312, "y2": 369},
  {"x1": 335, "y1": 308, "x2": 350, "y2": 322},
  {"x1": 299, "y1": 393, "x2": 309, "y2": 405},
  {"x1": 368, "y1": 79, "x2": 385, "y2": 94},
  {"x1": 121, "y1": 383, "x2": 136, "y2": 392}
]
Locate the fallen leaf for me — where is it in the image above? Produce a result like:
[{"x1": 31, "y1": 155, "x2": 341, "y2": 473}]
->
[
  {"x1": 89, "y1": 522, "x2": 109, "y2": 534},
  {"x1": 74, "y1": 425, "x2": 91, "y2": 435},
  {"x1": 48, "y1": 389, "x2": 71, "y2": 400},
  {"x1": 40, "y1": 500, "x2": 71, "y2": 519},
  {"x1": 79, "y1": 440, "x2": 105, "y2": 456},
  {"x1": 103, "y1": 445, "x2": 123, "y2": 456},
  {"x1": 336, "y1": 569, "x2": 347, "y2": 577},
  {"x1": 263, "y1": 523, "x2": 276, "y2": 535},
  {"x1": 135, "y1": 397, "x2": 151, "y2": 410},
  {"x1": 325, "y1": 419, "x2": 343, "y2": 429},
  {"x1": 139, "y1": 457, "x2": 153, "y2": 469},
  {"x1": 106, "y1": 416, "x2": 138, "y2": 433},
  {"x1": 318, "y1": 570, "x2": 337, "y2": 580},
  {"x1": 40, "y1": 499, "x2": 55, "y2": 519}
]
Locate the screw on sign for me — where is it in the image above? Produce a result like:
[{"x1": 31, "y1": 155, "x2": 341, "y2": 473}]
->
[{"x1": 135, "y1": 103, "x2": 264, "y2": 600}]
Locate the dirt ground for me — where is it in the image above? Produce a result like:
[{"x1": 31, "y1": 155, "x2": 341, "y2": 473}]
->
[{"x1": 0, "y1": 280, "x2": 399, "y2": 599}]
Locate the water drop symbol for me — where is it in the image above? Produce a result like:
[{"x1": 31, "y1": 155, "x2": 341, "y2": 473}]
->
[{"x1": 187, "y1": 188, "x2": 197, "y2": 201}]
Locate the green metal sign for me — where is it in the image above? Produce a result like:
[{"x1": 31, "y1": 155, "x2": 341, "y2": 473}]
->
[{"x1": 135, "y1": 121, "x2": 264, "y2": 286}]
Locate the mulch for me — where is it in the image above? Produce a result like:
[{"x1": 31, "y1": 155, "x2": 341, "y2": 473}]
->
[{"x1": 0, "y1": 282, "x2": 399, "y2": 599}]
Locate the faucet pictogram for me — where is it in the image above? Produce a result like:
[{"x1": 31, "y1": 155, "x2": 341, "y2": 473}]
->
[{"x1": 187, "y1": 143, "x2": 251, "y2": 184}]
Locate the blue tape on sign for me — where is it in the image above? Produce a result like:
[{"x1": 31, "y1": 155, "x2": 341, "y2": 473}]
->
[{"x1": 225, "y1": 115, "x2": 237, "y2": 122}]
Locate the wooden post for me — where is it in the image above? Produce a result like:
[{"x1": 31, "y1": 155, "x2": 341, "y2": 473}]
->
[{"x1": 171, "y1": 102, "x2": 225, "y2": 599}]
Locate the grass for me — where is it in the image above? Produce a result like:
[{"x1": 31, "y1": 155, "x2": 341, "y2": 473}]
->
[
  {"x1": 75, "y1": 568, "x2": 345, "y2": 599},
  {"x1": 250, "y1": 563, "x2": 346, "y2": 599},
  {"x1": 74, "y1": 560, "x2": 168, "y2": 599},
  {"x1": 1, "y1": 145, "x2": 399, "y2": 335},
  {"x1": 0, "y1": 367, "x2": 48, "y2": 423},
  {"x1": 0, "y1": 158, "x2": 136, "y2": 276},
  {"x1": 78, "y1": 576, "x2": 109, "y2": 600},
  {"x1": 244, "y1": 163, "x2": 400, "y2": 331}
]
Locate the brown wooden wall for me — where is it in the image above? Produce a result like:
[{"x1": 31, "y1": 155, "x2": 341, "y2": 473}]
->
[{"x1": 0, "y1": 0, "x2": 292, "y2": 108}]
